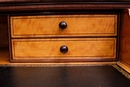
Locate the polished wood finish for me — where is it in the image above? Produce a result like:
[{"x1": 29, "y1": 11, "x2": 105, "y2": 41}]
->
[
  {"x1": 120, "y1": 10, "x2": 130, "y2": 65},
  {"x1": 0, "y1": 49, "x2": 10, "y2": 64},
  {"x1": 0, "y1": 48, "x2": 117, "y2": 64},
  {"x1": 11, "y1": 38, "x2": 116, "y2": 61},
  {"x1": 0, "y1": 3, "x2": 130, "y2": 12},
  {"x1": 0, "y1": 48, "x2": 117, "y2": 65},
  {"x1": 120, "y1": 10, "x2": 130, "y2": 67},
  {"x1": 0, "y1": 1, "x2": 129, "y2": 72},
  {"x1": 9, "y1": 14, "x2": 117, "y2": 62},
  {"x1": 117, "y1": 62, "x2": 130, "y2": 73},
  {"x1": 10, "y1": 15, "x2": 117, "y2": 37}
]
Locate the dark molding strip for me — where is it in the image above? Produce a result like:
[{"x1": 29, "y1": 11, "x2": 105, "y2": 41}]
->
[
  {"x1": 1, "y1": 0, "x2": 130, "y2": 4},
  {"x1": 0, "y1": 3, "x2": 130, "y2": 12}
]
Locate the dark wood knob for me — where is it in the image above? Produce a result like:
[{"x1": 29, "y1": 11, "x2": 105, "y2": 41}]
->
[
  {"x1": 59, "y1": 21, "x2": 67, "y2": 29},
  {"x1": 60, "y1": 45, "x2": 68, "y2": 54}
]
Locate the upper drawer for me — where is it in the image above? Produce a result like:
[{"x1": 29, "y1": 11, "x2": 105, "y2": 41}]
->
[{"x1": 10, "y1": 14, "x2": 117, "y2": 38}]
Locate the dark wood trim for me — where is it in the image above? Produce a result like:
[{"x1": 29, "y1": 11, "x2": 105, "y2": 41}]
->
[
  {"x1": 9, "y1": 11, "x2": 121, "y2": 18},
  {"x1": 1, "y1": 0, "x2": 130, "y2": 4},
  {"x1": 0, "y1": 3, "x2": 129, "y2": 13},
  {"x1": 116, "y1": 12, "x2": 121, "y2": 61},
  {"x1": 8, "y1": 15, "x2": 13, "y2": 62},
  {"x1": 0, "y1": 0, "x2": 130, "y2": 3},
  {"x1": 10, "y1": 58, "x2": 118, "y2": 63},
  {"x1": 0, "y1": 0, "x2": 38, "y2": 3}
]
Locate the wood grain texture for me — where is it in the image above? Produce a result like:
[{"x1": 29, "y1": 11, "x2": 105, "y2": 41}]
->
[
  {"x1": 120, "y1": 10, "x2": 130, "y2": 67},
  {"x1": 11, "y1": 38, "x2": 116, "y2": 61},
  {"x1": 10, "y1": 15, "x2": 117, "y2": 37}
]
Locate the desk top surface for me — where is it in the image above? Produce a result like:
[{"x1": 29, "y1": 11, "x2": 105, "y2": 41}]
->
[{"x1": 0, "y1": 66, "x2": 130, "y2": 87}]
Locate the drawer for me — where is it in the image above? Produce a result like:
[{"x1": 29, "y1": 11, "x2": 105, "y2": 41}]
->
[
  {"x1": 11, "y1": 38, "x2": 116, "y2": 62},
  {"x1": 10, "y1": 15, "x2": 117, "y2": 38}
]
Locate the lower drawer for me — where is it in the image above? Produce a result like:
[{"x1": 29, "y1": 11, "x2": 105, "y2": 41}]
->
[{"x1": 11, "y1": 38, "x2": 117, "y2": 62}]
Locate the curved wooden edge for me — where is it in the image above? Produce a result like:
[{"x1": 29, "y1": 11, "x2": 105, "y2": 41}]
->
[
  {"x1": 0, "y1": 3, "x2": 129, "y2": 12},
  {"x1": 0, "y1": 0, "x2": 38, "y2": 3},
  {"x1": 1, "y1": 0, "x2": 130, "y2": 4}
]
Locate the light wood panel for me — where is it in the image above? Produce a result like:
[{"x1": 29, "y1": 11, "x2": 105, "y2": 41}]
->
[
  {"x1": 117, "y1": 62, "x2": 130, "y2": 73},
  {"x1": 11, "y1": 38, "x2": 116, "y2": 61},
  {"x1": 10, "y1": 15, "x2": 117, "y2": 37}
]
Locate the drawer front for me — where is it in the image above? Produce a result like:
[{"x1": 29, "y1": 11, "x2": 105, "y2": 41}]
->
[
  {"x1": 11, "y1": 38, "x2": 116, "y2": 61},
  {"x1": 10, "y1": 15, "x2": 117, "y2": 37}
]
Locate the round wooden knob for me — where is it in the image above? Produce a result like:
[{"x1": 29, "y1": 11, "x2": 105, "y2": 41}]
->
[
  {"x1": 60, "y1": 45, "x2": 68, "y2": 53},
  {"x1": 59, "y1": 21, "x2": 67, "y2": 29}
]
